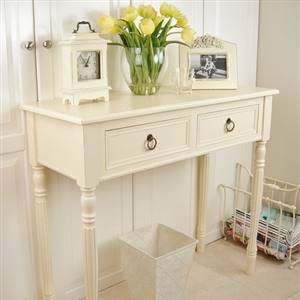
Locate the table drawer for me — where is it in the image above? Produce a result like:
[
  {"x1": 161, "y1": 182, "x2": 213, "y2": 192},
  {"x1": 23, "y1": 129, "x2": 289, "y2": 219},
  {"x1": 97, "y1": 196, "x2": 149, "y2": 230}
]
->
[
  {"x1": 106, "y1": 118, "x2": 190, "y2": 169},
  {"x1": 197, "y1": 104, "x2": 260, "y2": 148}
]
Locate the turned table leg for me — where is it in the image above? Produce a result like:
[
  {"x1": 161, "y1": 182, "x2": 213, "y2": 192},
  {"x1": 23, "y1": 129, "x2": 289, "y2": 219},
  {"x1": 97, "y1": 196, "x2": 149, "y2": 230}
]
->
[
  {"x1": 32, "y1": 165, "x2": 55, "y2": 300},
  {"x1": 196, "y1": 155, "x2": 209, "y2": 254},
  {"x1": 246, "y1": 141, "x2": 267, "y2": 274},
  {"x1": 80, "y1": 187, "x2": 98, "y2": 300}
]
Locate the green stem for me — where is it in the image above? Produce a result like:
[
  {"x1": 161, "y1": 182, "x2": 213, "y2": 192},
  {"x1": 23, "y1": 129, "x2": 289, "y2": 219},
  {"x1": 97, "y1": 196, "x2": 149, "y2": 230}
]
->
[{"x1": 167, "y1": 31, "x2": 182, "y2": 36}]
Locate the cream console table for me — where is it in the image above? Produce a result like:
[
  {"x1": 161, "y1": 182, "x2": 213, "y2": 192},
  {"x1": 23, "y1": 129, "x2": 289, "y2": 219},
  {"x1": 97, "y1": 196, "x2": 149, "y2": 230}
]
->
[{"x1": 21, "y1": 87, "x2": 278, "y2": 300}]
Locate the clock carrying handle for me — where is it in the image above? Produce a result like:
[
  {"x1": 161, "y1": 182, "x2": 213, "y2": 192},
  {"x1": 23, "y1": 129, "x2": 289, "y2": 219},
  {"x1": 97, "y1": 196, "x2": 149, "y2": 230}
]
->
[{"x1": 72, "y1": 21, "x2": 96, "y2": 34}]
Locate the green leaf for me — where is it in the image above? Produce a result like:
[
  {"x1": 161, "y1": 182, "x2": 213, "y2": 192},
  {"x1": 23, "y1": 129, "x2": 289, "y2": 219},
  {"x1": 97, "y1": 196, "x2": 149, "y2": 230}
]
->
[
  {"x1": 151, "y1": 19, "x2": 164, "y2": 47},
  {"x1": 148, "y1": 37, "x2": 155, "y2": 79},
  {"x1": 131, "y1": 22, "x2": 142, "y2": 36},
  {"x1": 152, "y1": 19, "x2": 164, "y2": 38},
  {"x1": 141, "y1": 44, "x2": 150, "y2": 82},
  {"x1": 167, "y1": 31, "x2": 182, "y2": 37},
  {"x1": 121, "y1": 31, "x2": 136, "y2": 48},
  {"x1": 119, "y1": 33, "x2": 130, "y2": 47},
  {"x1": 158, "y1": 17, "x2": 172, "y2": 43},
  {"x1": 119, "y1": 18, "x2": 132, "y2": 29}
]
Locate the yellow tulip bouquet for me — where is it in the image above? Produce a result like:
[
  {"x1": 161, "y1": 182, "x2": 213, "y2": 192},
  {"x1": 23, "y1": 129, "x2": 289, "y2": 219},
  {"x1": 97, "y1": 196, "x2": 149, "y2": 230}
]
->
[{"x1": 99, "y1": 2, "x2": 195, "y2": 95}]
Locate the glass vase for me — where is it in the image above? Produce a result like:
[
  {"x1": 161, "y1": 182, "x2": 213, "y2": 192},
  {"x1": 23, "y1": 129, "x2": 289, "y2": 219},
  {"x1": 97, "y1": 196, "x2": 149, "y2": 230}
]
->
[{"x1": 121, "y1": 47, "x2": 167, "y2": 95}]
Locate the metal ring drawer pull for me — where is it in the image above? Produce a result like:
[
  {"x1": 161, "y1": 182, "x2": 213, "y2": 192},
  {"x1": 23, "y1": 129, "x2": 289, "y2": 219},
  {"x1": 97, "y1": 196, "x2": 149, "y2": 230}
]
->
[
  {"x1": 145, "y1": 134, "x2": 157, "y2": 151},
  {"x1": 225, "y1": 118, "x2": 235, "y2": 132}
]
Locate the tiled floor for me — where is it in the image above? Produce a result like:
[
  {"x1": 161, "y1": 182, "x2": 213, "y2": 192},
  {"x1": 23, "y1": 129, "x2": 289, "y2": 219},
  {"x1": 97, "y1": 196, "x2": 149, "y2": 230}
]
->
[{"x1": 99, "y1": 239, "x2": 300, "y2": 300}]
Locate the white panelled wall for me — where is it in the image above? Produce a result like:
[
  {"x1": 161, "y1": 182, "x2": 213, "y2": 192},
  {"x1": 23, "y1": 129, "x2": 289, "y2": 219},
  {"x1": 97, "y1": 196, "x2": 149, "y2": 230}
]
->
[
  {"x1": 0, "y1": 1, "x2": 259, "y2": 299},
  {"x1": 201, "y1": 0, "x2": 259, "y2": 244}
]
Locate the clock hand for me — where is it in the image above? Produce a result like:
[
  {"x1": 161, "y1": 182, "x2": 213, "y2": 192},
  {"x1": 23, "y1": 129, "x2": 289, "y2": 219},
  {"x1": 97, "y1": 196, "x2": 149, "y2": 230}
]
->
[
  {"x1": 85, "y1": 55, "x2": 91, "y2": 67},
  {"x1": 79, "y1": 54, "x2": 86, "y2": 64}
]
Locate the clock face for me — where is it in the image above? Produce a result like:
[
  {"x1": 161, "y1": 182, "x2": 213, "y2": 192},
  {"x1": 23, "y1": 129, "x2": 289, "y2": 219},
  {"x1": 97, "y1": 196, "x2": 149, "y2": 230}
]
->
[{"x1": 77, "y1": 51, "x2": 101, "y2": 81}]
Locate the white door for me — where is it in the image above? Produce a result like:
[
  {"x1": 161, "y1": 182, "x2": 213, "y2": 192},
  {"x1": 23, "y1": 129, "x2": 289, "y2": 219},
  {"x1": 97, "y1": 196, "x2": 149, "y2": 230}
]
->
[
  {"x1": 0, "y1": 0, "x2": 38, "y2": 299},
  {"x1": 33, "y1": 1, "x2": 133, "y2": 299}
]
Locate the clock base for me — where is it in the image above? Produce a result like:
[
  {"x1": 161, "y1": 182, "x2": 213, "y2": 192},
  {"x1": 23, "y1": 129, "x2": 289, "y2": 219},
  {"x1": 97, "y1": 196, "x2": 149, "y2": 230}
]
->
[{"x1": 62, "y1": 88, "x2": 109, "y2": 105}]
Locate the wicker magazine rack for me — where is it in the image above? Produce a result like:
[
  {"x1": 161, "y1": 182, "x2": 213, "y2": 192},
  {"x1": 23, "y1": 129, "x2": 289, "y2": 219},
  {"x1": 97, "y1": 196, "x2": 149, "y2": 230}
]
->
[{"x1": 219, "y1": 163, "x2": 300, "y2": 269}]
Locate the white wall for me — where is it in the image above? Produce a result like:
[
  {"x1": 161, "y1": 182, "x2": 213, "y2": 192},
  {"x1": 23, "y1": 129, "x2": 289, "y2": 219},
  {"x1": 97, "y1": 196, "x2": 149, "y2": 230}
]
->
[{"x1": 257, "y1": 1, "x2": 300, "y2": 188}]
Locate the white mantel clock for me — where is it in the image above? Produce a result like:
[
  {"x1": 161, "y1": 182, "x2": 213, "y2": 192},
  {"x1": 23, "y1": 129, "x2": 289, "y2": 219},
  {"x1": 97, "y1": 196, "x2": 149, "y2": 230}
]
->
[{"x1": 60, "y1": 21, "x2": 109, "y2": 105}]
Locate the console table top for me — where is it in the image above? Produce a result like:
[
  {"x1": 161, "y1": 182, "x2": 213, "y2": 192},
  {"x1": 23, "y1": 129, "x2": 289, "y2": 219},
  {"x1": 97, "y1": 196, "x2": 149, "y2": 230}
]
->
[{"x1": 21, "y1": 87, "x2": 278, "y2": 125}]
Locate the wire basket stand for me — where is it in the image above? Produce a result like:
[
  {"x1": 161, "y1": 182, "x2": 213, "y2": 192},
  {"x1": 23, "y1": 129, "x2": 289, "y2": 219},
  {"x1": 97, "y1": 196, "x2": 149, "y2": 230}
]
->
[{"x1": 219, "y1": 163, "x2": 300, "y2": 269}]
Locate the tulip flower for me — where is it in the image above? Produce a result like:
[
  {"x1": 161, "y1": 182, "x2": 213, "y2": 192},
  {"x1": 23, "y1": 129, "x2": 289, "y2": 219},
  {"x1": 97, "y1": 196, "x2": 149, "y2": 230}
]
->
[
  {"x1": 122, "y1": 5, "x2": 138, "y2": 22},
  {"x1": 98, "y1": 16, "x2": 115, "y2": 30},
  {"x1": 98, "y1": 16, "x2": 121, "y2": 34},
  {"x1": 176, "y1": 15, "x2": 188, "y2": 28},
  {"x1": 138, "y1": 5, "x2": 156, "y2": 19},
  {"x1": 181, "y1": 27, "x2": 195, "y2": 45},
  {"x1": 160, "y1": 2, "x2": 181, "y2": 18},
  {"x1": 139, "y1": 18, "x2": 155, "y2": 35}
]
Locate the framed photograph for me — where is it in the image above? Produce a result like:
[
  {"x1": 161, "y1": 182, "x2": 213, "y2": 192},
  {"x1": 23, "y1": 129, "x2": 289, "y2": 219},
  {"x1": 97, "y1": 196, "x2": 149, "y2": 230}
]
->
[{"x1": 180, "y1": 35, "x2": 238, "y2": 89}]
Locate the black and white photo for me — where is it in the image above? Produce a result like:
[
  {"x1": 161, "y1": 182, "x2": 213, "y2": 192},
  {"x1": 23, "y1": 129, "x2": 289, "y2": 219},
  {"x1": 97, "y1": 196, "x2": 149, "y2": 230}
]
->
[
  {"x1": 190, "y1": 54, "x2": 227, "y2": 80},
  {"x1": 179, "y1": 37, "x2": 237, "y2": 89}
]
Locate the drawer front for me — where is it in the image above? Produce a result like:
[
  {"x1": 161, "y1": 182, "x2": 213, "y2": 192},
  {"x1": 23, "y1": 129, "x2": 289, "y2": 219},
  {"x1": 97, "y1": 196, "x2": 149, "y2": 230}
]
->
[
  {"x1": 106, "y1": 118, "x2": 190, "y2": 169},
  {"x1": 197, "y1": 104, "x2": 260, "y2": 148}
]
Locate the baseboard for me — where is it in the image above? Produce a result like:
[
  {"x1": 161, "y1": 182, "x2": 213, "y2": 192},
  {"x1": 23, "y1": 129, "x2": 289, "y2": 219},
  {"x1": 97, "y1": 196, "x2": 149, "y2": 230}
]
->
[
  {"x1": 65, "y1": 269, "x2": 124, "y2": 300},
  {"x1": 205, "y1": 227, "x2": 223, "y2": 245}
]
